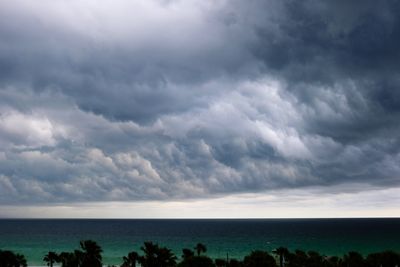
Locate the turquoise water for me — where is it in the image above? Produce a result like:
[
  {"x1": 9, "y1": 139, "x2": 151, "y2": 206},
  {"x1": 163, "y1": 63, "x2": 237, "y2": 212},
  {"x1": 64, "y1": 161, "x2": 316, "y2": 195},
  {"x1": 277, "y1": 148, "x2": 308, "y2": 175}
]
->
[{"x1": 0, "y1": 219, "x2": 399, "y2": 266}]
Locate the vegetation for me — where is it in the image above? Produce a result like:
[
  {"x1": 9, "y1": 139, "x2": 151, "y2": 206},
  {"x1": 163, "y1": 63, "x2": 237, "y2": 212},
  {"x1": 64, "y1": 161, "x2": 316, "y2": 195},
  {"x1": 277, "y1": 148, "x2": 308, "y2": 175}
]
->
[
  {"x1": 121, "y1": 251, "x2": 139, "y2": 267},
  {"x1": 194, "y1": 243, "x2": 207, "y2": 257},
  {"x1": 243, "y1": 250, "x2": 276, "y2": 267},
  {"x1": 272, "y1": 247, "x2": 289, "y2": 267},
  {"x1": 178, "y1": 246, "x2": 214, "y2": 267},
  {"x1": 80, "y1": 240, "x2": 103, "y2": 267},
  {"x1": 0, "y1": 250, "x2": 27, "y2": 267},
  {"x1": 1, "y1": 240, "x2": 400, "y2": 267},
  {"x1": 43, "y1": 251, "x2": 59, "y2": 267},
  {"x1": 138, "y1": 241, "x2": 177, "y2": 267}
]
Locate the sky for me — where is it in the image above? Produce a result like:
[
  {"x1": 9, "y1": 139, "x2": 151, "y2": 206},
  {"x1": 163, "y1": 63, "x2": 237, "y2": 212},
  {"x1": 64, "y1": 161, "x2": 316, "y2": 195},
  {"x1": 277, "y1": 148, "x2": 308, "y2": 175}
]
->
[{"x1": 0, "y1": 0, "x2": 399, "y2": 218}]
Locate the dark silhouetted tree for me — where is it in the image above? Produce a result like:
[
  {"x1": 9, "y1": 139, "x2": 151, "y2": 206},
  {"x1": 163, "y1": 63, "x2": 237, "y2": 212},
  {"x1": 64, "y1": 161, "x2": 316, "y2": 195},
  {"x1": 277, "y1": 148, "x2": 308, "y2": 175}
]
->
[
  {"x1": 122, "y1": 251, "x2": 139, "y2": 267},
  {"x1": 178, "y1": 255, "x2": 215, "y2": 267},
  {"x1": 325, "y1": 256, "x2": 342, "y2": 267},
  {"x1": 215, "y1": 258, "x2": 226, "y2": 267},
  {"x1": 43, "y1": 251, "x2": 59, "y2": 267},
  {"x1": 80, "y1": 240, "x2": 103, "y2": 267},
  {"x1": 158, "y1": 247, "x2": 177, "y2": 267},
  {"x1": 273, "y1": 247, "x2": 289, "y2": 267},
  {"x1": 139, "y1": 242, "x2": 177, "y2": 267},
  {"x1": 194, "y1": 243, "x2": 207, "y2": 257},
  {"x1": 139, "y1": 242, "x2": 159, "y2": 267},
  {"x1": 306, "y1": 251, "x2": 324, "y2": 267},
  {"x1": 366, "y1": 250, "x2": 400, "y2": 267},
  {"x1": 286, "y1": 250, "x2": 307, "y2": 267},
  {"x1": 342, "y1": 251, "x2": 364, "y2": 267},
  {"x1": 0, "y1": 250, "x2": 27, "y2": 267},
  {"x1": 182, "y1": 249, "x2": 194, "y2": 260},
  {"x1": 58, "y1": 252, "x2": 73, "y2": 267},
  {"x1": 243, "y1": 250, "x2": 277, "y2": 267},
  {"x1": 228, "y1": 259, "x2": 243, "y2": 267},
  {"x1": 59, "y1": 250, "x2": 83, "y2": 267}
]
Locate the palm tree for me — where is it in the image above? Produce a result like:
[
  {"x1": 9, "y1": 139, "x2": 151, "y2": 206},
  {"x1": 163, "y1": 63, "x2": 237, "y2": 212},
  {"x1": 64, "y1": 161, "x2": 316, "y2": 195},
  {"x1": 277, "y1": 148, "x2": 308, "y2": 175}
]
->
[
  {"x1": 228, "y1": 259, "x2": 243, "y2": 267},
  {"x1": 14, "y1": 253, "x2": 28, "y2": 267},
  {"x1": 122, "y1": 251, "x2": 139, "y2": 267},
  {"x1": 272, "y1": 247, "x2": 289, "y2": 267},
  {"x1": 325, "y1": 256, "x2": 341, "y2": 267},
  {"x1": 58, "y1": 252, "x2": 73, "y2": 267},
  {"x1": 80, "y1": 240, "x2": 103, "y2": 267},
  {"x1": 177, "y1": 255, "x2": 215, "y2": 267},
  {"x1": 139, "y1": 242, "x2": 159, "y2": 267},
  {"x1": 194, "y1": 243, "x2": 207, "y2": 256},
  {"x1": 343, "y1": 251, "x2": 364, "y2": 267},
  {"x1": 182, "y1": 248, "x2": 194, "y2": 260},
  {"x1": 43, "y1": 251, "x2": 59, "y2": 267},
  {"x1": 243, "y1": 250, "x2": 277, "y2": 267},
  {"x1": 215, "y1": 258, "x2": 226, "y2": 267},
  {"x1": 0, "y1": 250, "x2": 28, "y2": 267},
  {"x1": 366, "y1": 250, "x2": 400, "y2": 267},
  {"x1": 157, "y1": 247, "x2": 177, "y2": 267},
  {"x1": 306, "y1": 251, "x2": 323, "y2": 267},
  {"x1": 286, "y1": 250, "x2": 307, "y2": 267},
  {"x1": 139, "y1": 242, "x2": 177, "y2": 267},
  {"x1": 58, "y1": 250, "x2": 82, "y2": 267}
]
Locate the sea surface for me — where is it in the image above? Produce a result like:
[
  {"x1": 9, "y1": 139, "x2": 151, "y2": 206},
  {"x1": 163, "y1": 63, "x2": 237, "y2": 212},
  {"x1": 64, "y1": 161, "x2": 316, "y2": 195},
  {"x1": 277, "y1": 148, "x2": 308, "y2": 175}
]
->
[{"x1": 0, "y1": 218, "x2": 399, "y2": 266}]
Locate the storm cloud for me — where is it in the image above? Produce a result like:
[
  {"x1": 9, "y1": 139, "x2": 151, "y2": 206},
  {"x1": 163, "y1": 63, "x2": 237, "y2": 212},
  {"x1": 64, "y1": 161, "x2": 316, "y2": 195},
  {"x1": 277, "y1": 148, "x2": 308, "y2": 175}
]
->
[{"x1": 0, "y1": 0, "x2": 399, "y2": 210}]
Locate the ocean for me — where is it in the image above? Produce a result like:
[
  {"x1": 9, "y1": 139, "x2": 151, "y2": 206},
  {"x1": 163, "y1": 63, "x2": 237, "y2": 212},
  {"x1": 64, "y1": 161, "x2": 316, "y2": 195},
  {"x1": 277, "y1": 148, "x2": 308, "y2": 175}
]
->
[{"x1": 0, "y1": 218, "x2": 399, "y2": 266}]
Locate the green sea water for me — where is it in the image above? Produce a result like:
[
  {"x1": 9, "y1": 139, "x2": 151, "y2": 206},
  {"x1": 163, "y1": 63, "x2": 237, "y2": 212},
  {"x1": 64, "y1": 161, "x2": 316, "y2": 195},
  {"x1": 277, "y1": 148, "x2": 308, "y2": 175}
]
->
[{"x1": 0, "y1": 219, "x2": 399, "y2": 266}]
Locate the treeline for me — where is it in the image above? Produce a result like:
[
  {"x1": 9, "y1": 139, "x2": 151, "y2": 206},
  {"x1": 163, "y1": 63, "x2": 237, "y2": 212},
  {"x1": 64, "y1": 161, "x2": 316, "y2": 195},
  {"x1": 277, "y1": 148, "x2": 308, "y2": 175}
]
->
[{"x1": 1, "y1": 240, "x2": 400, "y2": 267}]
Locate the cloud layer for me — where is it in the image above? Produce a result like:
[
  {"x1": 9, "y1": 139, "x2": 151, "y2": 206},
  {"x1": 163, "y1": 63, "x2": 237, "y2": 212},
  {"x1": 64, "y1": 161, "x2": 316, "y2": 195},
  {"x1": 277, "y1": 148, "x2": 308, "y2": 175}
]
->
[{"x1": 0, "y1": 0, "x2": 399, "y2": 209}]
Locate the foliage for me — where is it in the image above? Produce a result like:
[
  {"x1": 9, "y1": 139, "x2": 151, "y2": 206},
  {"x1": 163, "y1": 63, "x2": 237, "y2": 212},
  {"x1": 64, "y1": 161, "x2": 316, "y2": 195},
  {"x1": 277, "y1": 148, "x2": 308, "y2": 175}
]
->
[
  {"x1": 80, "y1": 240, "x2": 103, "y2": 267},
  {"x1": 182, "y1": 249, "x2": 195, "y2": 260},
  {"x1": 215, "y1": 258, "x2": 226, "y2": 267},
  {"x1": 194, "y1": 243, "x2": 207, "y2": 257},
  {"x1": 138, "y1": 241, "x2": 177, "y2": 267},
  {"x1": 58, "y1": 250, "x2": 83, "y2": 267},
  {"x1": 121, "y1": 251, "x2": 139, "y2": 267},
  {"x1": 178, "y1": 244, "x2": 214, "y2": 267},
  {"x1": 342, "y1": 251, "x2": 364, "y2": 267},
  {"x1": 0, "y1": 250, "x2": 27, "y2": 267},
  {"x1": 243, "y1": 250, "x2": 277, "y2": 267},
  {"x1": 1, "y1": 240, "x2": 400, "y2": 267},
  {"x1": 272, "y1": 247, "x2": 290, "y2": 267},
  {"x1": 228, "y1": 259, "x2": 244, "y2": 267},
  {"x1": 43, "y1": 251, "x2": 59, "y2": 267},
  {"x1": 50, "y1": 240, "x2": 103, "y2": 267},
  {"x1": 178, "y1": 255, "x2": 215, "y2": 267},
  {"x1": 366, "y1": 250, "x2": 400, "y2": 267}
]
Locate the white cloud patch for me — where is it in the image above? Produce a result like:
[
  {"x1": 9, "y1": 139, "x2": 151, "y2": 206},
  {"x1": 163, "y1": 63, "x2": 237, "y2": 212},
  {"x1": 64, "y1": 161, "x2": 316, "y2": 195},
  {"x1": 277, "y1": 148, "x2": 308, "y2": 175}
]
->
[{"x1": 0, "y1": 111, "x2": 67, "y2": 149}]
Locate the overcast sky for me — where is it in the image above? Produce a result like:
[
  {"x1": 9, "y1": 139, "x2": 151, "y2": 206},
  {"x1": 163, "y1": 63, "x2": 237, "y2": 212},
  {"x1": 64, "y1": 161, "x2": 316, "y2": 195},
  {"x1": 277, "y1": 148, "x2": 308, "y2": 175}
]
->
[{"x1": 0, "y1": 0, "x2": 399, "y2": 218}]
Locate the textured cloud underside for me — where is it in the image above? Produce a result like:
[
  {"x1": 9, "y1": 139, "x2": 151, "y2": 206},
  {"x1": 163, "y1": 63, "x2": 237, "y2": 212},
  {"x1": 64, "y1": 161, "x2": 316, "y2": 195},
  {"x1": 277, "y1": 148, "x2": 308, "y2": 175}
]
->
[{"x1": 0, "y1": 0, "x2": 400, "y2": 204}]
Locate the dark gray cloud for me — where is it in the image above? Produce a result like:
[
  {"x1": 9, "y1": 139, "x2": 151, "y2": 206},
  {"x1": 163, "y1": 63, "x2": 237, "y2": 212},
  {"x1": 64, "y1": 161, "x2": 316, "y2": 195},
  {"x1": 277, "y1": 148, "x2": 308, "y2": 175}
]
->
[{"x1": 0, "y1": 0, "x2": 399, "y2": 205}]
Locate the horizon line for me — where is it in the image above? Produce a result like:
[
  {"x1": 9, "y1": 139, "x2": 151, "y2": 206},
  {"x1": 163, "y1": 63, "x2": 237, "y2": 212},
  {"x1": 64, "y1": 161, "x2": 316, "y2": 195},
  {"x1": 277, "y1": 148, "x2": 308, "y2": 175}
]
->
[{"x1": 1, "y1": 216, "x2": 399, "y2": 220}]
